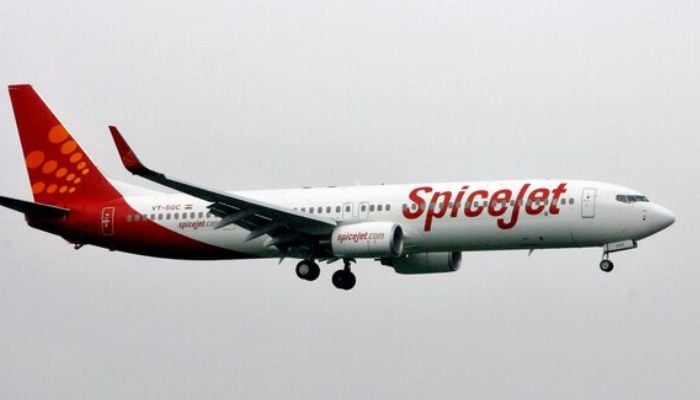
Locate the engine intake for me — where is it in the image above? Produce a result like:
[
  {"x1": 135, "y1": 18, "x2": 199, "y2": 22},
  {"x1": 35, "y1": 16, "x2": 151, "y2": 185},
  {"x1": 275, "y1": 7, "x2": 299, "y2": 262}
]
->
[
  {"x1": 382, "y1": 252, "x2": 462, "y2": 274},
  {"x1": 331, "y1": 222, "x2": 404, "y2": 258}
]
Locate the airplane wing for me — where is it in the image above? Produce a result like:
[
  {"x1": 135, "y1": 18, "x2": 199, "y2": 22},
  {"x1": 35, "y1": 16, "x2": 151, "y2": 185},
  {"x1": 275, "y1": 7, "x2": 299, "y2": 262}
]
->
[{"x1": 109, "y1": 126, "x2": 336, "y2": 252}]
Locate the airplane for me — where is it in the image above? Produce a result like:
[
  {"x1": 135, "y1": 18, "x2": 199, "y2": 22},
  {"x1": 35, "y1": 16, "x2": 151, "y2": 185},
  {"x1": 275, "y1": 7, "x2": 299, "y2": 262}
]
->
[{"x1": 0, "y1": 84, "x2": 676, "y2": 290}]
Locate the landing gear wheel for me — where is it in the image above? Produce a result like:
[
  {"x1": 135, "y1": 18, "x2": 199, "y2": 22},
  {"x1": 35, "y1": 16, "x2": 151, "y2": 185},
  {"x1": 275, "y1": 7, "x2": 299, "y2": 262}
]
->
[
  {"x1": 332, "y1": 269, "x2": 356, "y2": 290},
  {"x1": 599, "y1": 259, "x2": 614, "y2": 273},
  {"x1": 296, "y1": 260, "x2": 320, "y2": 281}
]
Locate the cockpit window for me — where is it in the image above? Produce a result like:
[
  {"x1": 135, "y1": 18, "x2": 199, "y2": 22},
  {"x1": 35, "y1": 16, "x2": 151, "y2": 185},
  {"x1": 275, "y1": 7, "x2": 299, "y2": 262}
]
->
[{"x1": 616, "y1": 194, "x2": 649, "y2": 203}]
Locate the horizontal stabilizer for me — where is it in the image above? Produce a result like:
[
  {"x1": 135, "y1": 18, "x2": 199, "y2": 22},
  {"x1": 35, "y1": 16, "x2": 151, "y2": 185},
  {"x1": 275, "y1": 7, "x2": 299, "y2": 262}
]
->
[{"x1": 0, "y1": 195, "x2": 70, "y2": 218}]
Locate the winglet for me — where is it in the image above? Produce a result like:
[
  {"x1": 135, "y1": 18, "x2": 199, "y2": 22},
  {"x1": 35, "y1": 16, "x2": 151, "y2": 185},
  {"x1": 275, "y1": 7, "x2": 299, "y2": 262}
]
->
[{"x1": 109, "y1": 126, "x2": 150, "y2": 175}]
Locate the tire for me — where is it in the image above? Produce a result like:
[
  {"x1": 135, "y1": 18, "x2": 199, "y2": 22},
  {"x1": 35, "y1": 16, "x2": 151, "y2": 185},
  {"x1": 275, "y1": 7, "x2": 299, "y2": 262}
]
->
[
  {"x1": 344, "y1": 272, "x2": 356, "y2": 290},
  {"x1": 332, "y1": 270, "x2": 346, "y2": 289},
  {"x1": 332, "y1": 270, "x2": 356, "y2": 290},
  {"x1": 599, "y1": 259, "x2": 614, "y2": 273},
  {"x1": 296, "y1": 260, "x2": 320, "y2": 281}
]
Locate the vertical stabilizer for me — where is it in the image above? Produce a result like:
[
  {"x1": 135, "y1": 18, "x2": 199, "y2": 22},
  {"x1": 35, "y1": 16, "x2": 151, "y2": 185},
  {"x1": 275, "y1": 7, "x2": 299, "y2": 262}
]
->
[{"x1": 8, "y1": 84, "x2": 121, "y2": 205}]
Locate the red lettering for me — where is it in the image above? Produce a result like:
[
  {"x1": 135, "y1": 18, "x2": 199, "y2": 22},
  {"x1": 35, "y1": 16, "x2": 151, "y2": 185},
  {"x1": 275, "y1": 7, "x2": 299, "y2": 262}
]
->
[
  {"x1": 526, "y1": 188, "x2": 549, "y2": 215},
  {"x1": 425, "y1": 191, "x2": 452, "y2": 231},
  {"x1": 497, "y1": 183, "x2": 530, "y2": 229},
  {"x1": 549, "y1": 183, "x2": 567, "y2": 215},
  {"x1": 451, "y1": 186, "x2": 469, "y2": 217},
  {"x1": 488, "y1": 189, "x2": 512, "y2": 217},
  {"x1": 465, "y1": 190, "x2": 488, "y2": 217},
  {"x1": 403, "y1": 182, "x2": 568, "y2": 231},
  {"x1": 403, "y1": 186, "x2": 432, "y2": 219}
]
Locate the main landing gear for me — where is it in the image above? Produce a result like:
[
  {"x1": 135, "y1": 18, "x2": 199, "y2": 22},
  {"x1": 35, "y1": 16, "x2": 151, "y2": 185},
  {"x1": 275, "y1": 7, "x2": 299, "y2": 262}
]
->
[
  {"x1": 295, "y1": 258, "x2": 357, "y2": 290},
  {"x1": 296, "y1": 259, "x2": 320, "y2": 281},
  {"x1": 332, "y1": 258, "x2": 356, "y2": 291}
]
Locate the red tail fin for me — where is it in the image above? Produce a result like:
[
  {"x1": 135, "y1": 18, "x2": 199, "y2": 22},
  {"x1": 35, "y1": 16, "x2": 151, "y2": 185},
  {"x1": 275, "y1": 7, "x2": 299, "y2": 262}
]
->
[{"x1": 9, "y1": 84, "x2": 121, "y2": 205}]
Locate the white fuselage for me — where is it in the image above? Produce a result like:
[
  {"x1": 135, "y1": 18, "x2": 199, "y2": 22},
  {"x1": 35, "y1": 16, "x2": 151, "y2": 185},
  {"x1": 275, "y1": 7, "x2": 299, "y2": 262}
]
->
[{"x1": 118, "y1": 179, "x2": 675, "y2": 258}]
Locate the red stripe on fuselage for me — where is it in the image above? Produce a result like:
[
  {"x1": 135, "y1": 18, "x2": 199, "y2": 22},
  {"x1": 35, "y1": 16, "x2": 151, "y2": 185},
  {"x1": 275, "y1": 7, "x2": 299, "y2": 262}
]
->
[{"x1": 29, "y1": 197, "x2": 253, "y2": 260}]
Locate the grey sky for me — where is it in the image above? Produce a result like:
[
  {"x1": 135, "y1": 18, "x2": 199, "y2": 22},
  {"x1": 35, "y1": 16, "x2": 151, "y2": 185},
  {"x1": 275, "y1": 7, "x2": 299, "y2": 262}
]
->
[{"x1": 1, "y1": 1, "x2": 698, "y2": 398}]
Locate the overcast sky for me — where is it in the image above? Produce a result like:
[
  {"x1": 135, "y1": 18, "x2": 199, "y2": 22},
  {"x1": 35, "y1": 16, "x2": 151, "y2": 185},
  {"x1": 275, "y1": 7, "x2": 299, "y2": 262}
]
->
[{"x1": 1, "y1": 1, "x2": 699, "y2": 399}]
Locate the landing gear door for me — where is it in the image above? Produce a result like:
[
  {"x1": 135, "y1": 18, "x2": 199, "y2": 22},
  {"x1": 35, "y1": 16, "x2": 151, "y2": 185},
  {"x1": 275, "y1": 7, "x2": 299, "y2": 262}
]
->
[{"x1": 581, "y1": 188, "x2": 596, "y2": 218}]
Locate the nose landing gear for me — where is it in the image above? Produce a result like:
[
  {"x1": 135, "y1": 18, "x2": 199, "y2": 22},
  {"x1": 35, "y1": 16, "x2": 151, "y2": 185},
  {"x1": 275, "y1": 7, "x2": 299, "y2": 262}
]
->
[
  {"x1": 598, "y1": 240, "x2": 637, "y2": 273},
  {"x1": 599, "y1": 258, "x2": 614, "y2": 273}
]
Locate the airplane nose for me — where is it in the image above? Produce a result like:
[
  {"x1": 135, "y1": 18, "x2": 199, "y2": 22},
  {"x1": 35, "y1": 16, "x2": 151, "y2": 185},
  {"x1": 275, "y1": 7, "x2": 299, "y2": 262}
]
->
[{"x1": 652, "y1": 205, "x2": 676, "y2": 231}]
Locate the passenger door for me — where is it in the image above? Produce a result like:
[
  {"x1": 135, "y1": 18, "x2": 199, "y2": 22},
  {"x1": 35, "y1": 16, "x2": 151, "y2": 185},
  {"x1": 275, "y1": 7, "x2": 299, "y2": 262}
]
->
[{"x1": 581, "y1": 188, "x2": 596, "y2": 218}]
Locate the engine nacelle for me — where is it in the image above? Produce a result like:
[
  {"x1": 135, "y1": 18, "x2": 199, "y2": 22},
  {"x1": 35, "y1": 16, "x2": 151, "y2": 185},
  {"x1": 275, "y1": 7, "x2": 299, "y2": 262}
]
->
[
  {"x1": 382, "y1": 252, "x2": 462, "y2": 274},
  {"x1": 331, "y1": 222, "x2": 404, "y2": 258}
]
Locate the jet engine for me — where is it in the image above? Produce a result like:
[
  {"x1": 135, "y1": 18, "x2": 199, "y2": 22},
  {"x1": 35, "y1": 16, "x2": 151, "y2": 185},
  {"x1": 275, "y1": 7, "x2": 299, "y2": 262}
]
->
[
  {"x1": 330, "y1": 222, "x2": 404, "y2": 258},
  {"x1": 382, "y1": 251, "x2": 462, "y2": 274}
]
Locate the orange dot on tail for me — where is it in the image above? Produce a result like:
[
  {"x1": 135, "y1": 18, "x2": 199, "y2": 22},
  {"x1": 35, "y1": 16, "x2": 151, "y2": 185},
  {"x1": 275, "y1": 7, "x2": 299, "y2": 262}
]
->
[
  {"x1": 70, "y1": 153, "x2": 83, "y2": 163},
  {"x1": 26, "y1": 151, "x2": 45, "y2": 169},
  {"x1": 60, "y1": 140, "x2": 77, "y2": 155},
  {"x1": 47, "y1": 184, "x2": 58, "y2": 194},
  {"x1": 69, "y1": 187, "x2": 76, "y2": 194},
  {"x1": 48, "y1": 125, "x2": 69, "y2": 144},
  {"x1": 77, "y1": 162, "x2": 86, "y2": 169},
  {"x1": 81, "y1": 169, "x2": 90, "y2": 176},
  {"x1": 32, "y1": 182, "x2": 46, "y2": 194},
  {"x1": 59, "y1": 186, "x2": 68, "y2": 194},
  {"x1": 56, "y1": 168, "x2": 68, "y2": 178},
  {"x1": 73, "y1": 178, "x2": 82, "y2": 185},
  {"x1": 66, "y1": 173, "x2": 75, "y2": 182},
  {"x1": 42, "y1": 160, "x2": 58, "y2": 174}
]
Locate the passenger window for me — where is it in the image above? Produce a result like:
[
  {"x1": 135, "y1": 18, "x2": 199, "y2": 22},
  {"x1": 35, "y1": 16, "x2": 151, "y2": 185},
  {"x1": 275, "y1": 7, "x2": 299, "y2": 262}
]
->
[
  {"x1": 191, "y1": 212, "x2": 196, "y2": 219},
  {"x1": 301, "y1": 207, "x2": 306, "y2": 212},
  {"x1": 158, "y1": 214, "x2": 163, "y2": 220},
  {"x1": 561, "y1": 198, "x2": 566, "y2": 205},
  {"x1": 150, "y1": 214, "x2": 156, "y2": 220},
  {"x1": 377, "y1": 204, "x2": 383, "y2": 211},
  {"x1": 336, "y1": 206, "x2": 341, "y2": 213},
  {"x1": 309, "y1": 207, "x2": 314, "y2": 214},
  {"x1": 198, "y1": 212, "x2": 204, "y2": 218},
  {"x1": 166, "y1": 213, "x2": 171, "y2": 220},
  {"x1": 370, "y1": 205, "x2": 375, "y2": 212},
  {"x1": 361, "y1": 205, "x2": 366, "y2": 212},
  {"x1": 345, "y1": 205, "x2": 351, "y2": 212},
  {"x1": 569, "y1": 198, "x2": 574, "y2": 205},
  {"x1": 174, "y1": 213, "x2": 179, "y2": 220},
  {"x1": 386, "y1": 204, "x2": 391, "y2": 211},
  {"x1": 326, "y1": 206, "x2": 331, "y2": 213},
  {"x1": 317, "y1": 207, "x2": 323, "y2": 213}
]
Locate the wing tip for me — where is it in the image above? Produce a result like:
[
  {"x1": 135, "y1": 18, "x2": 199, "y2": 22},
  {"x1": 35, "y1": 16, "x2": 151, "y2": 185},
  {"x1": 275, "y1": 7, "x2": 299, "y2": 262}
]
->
[{"x1": 108, "y1": 125, "x2": 147, "y2": 174}]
